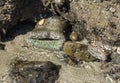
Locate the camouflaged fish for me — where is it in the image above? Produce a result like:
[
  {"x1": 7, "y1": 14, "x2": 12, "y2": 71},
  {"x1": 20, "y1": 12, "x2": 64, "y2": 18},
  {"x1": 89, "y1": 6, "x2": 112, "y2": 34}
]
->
[{"x1": 25, "y1": 16, "x2": 66, "y2": 51}]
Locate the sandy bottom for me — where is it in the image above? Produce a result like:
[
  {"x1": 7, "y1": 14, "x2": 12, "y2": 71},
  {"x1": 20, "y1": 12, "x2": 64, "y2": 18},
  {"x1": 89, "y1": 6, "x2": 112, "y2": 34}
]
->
[{"x1": 0, "y1": 24, "x2": 116, "y2": 83}]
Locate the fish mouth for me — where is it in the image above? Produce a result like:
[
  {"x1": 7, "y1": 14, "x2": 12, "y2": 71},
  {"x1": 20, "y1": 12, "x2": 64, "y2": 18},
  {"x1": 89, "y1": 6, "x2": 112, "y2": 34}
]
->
[
  {"x1": 31, "y1": 38, "x2": 59, "y2": 40},
  {"x1": 27, "y1": 31, "x2": 65, "y2": 50},
  {"x1": 28, "y1": 38, "x2": 64, "y2": 50}
]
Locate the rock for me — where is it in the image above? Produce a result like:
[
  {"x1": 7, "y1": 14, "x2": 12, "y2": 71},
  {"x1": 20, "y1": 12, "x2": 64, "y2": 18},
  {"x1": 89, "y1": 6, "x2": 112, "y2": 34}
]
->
[{"x1": 9, "y1": 59, "x2": 61, "y2": 83}]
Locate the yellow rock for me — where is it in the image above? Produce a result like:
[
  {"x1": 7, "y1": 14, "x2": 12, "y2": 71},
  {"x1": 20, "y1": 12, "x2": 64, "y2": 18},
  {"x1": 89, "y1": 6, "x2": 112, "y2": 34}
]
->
[
  {"x1": 63, "y1": 41, "x2": 76, "y2": 56},
  {"x1": 38, "y1": 19, "x2": 45, "y2": 25}
]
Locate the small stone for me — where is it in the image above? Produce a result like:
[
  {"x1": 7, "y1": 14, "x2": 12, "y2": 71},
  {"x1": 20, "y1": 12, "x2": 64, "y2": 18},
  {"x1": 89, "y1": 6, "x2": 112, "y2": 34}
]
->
[
  {"x1": 117, "y1": 47, "x2": 120, "y2": 54},
  {"x1": 69, "y1": 31, "x2": 79, "y2": 41},
  {"x1": 38, "y1": 19, "x2": 45, "y2": 25}
]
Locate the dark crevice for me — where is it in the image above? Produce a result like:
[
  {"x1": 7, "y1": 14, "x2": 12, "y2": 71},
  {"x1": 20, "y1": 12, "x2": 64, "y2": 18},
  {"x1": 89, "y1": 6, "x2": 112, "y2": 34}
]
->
[
  {"x1": 31, "y1": 38, "x2": 59, "y2": 41},
  {"x1": 2, "y1": 20, "x2": 35, "y2": 42},
  {"x1": 106, "y1": 54, "x2": 112, "y2": 62}
]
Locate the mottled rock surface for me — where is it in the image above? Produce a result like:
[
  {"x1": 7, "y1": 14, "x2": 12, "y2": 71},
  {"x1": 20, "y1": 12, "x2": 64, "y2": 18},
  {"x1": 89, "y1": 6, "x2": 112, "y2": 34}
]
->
[
  {"x1": 9, "y1": 59, "x2": 60, "y2": 83},
  {"x1": 0, "y1": 0, "x2": 120, "y2": 82},
  {"x1": 70, "y1": 0, "x2": 120, "y2": 46}
]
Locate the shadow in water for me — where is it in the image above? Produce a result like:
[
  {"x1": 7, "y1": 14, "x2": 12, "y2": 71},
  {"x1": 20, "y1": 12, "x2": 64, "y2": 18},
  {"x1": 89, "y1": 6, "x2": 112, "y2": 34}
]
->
[
  {"x1": 1, "y1": 0, "x2": 52, "y2": 42},
  {"x1": 2, "y1": 20, "x2": 35, "y2": 42}
]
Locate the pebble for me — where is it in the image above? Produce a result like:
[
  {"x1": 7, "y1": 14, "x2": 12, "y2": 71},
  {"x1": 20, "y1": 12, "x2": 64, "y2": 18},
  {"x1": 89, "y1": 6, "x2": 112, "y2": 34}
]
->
[
  {"x1": 109, "y1": 7, "x2": 116, "y2": 13},
  {"x1": 38, "y1": 19, "x2": 45, "y2": 25},
  {"x1": 117, "y1": 47, "x2": 120, "y2": 54},
  {"x1": 69, "y1": 31, "x2": 79, "y2": 41}
]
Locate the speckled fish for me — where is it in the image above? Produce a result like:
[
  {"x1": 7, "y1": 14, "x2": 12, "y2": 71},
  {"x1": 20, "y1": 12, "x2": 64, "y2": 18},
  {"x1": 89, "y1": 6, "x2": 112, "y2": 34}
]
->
[
  {"x1": 25, "y1": 16, "x2": 66, "y2": 51},
  {"x1": 27, "y1": 32, "x2": 65, "y2": 50}
]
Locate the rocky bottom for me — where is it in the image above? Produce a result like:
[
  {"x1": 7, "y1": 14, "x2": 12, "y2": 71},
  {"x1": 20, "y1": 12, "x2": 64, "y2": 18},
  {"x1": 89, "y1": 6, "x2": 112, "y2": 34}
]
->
[
  {"x1": 0, "y1": 22, "x2": 118, "y2": 83},
  {"x1": 9, "y1": 58, "x2": 60, "y2": 83}
]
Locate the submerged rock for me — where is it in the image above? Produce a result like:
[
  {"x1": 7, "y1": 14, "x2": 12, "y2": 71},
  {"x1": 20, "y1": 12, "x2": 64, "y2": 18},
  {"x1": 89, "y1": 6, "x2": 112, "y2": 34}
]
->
[{"x1": 9, "y1": 59, "x2": 61, "y2": 83}]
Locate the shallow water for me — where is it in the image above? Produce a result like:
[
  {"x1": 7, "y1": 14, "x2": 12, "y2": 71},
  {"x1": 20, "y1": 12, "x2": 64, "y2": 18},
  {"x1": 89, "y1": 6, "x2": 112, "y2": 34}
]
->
[{"x1": 0, "y1": 24, "x2": 116, "y2": 83}]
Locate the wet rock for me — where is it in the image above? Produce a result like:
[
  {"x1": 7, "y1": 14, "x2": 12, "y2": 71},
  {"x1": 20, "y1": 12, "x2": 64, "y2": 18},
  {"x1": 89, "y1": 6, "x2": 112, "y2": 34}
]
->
[{"x1": 9, "y1": 59, "x2": 61, "y2": 83}]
